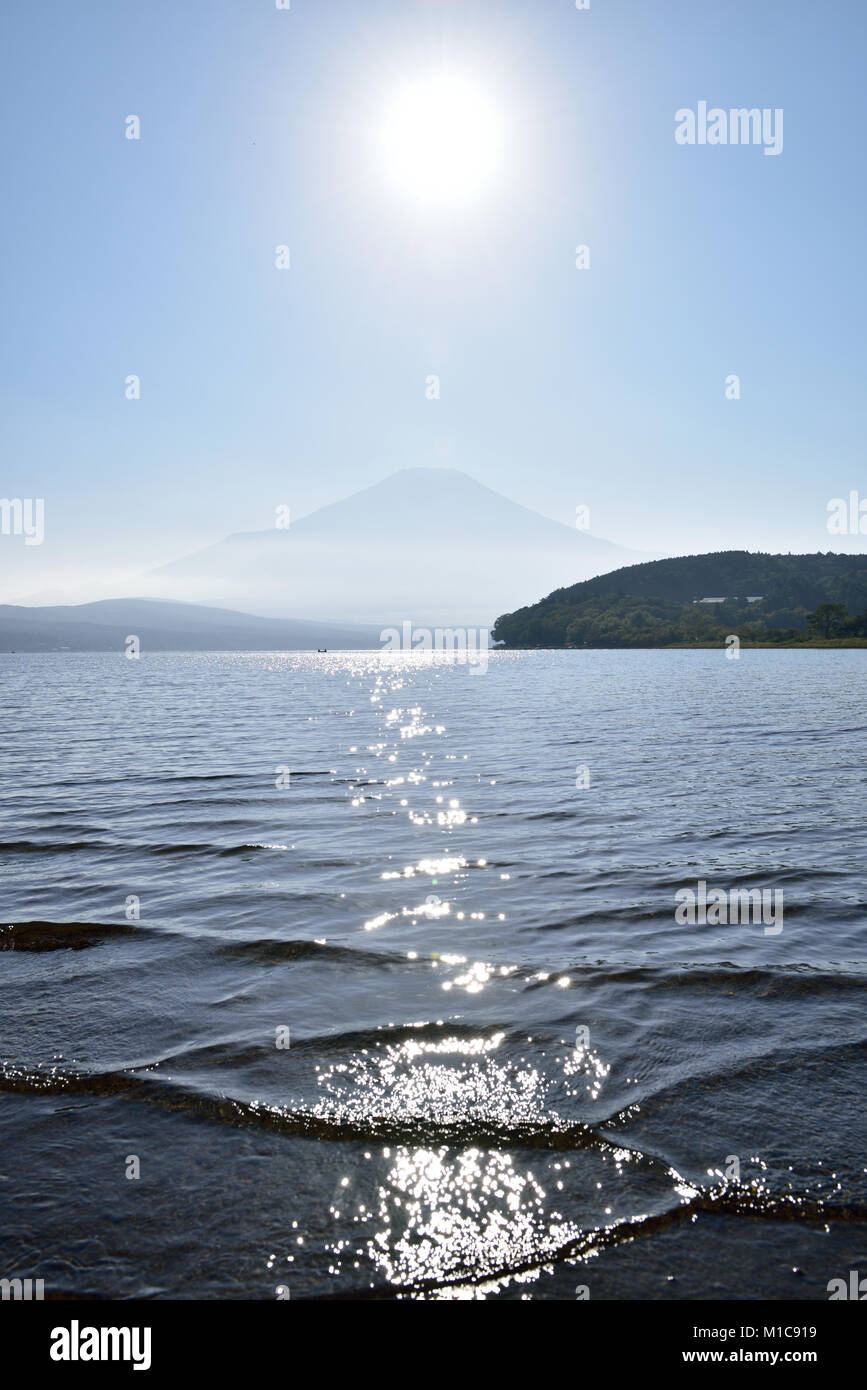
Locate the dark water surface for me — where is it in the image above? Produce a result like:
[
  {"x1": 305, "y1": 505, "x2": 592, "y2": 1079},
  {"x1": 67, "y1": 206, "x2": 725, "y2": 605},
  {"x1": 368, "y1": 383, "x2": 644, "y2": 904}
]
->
[{"x1": 1, "y1": 649, "x2": 865, "y2": 1299}]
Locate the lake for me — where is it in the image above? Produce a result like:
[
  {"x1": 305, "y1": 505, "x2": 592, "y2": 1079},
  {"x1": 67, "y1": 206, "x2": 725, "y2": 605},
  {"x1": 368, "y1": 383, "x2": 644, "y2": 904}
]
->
[{"x1": 1, "y1": 649, "x2": 865, "y2": 1299}]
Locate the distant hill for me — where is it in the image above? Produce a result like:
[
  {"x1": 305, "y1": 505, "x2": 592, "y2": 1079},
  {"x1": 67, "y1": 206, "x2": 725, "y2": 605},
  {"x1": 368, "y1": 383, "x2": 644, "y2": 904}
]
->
[
  {"x1": 0, "y1": 599, "x2": 381, "y2": 653},
  {"x1": 492, "y1": 551, "x2": 867, "y2": 647},
  {"x1": 144, "y1": 467, "x2": 644, "y2": 627}
]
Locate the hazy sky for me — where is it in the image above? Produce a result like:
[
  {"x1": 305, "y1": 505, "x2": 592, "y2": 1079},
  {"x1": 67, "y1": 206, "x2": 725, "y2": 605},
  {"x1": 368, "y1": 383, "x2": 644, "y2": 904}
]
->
[{"x1": 2, "y1": 0, "x2": 866, "y2": 599}]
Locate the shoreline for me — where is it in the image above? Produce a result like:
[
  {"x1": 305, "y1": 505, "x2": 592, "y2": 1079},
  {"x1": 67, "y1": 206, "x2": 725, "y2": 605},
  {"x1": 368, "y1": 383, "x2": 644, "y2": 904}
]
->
[{"x1": 501, "y1": 639, "x2": 867, "y2": 651}]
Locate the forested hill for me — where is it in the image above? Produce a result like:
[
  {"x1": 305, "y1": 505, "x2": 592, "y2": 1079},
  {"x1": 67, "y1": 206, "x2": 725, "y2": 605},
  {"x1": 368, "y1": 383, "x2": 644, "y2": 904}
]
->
[{"x1": 492, "y1": 551, "x2": 867, "y2": 648}]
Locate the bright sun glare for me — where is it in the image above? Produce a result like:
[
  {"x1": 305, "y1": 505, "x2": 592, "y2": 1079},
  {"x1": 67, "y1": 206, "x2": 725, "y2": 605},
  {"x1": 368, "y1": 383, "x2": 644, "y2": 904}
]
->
[{"x1": 380, "y1": 73, "x2": 500, "y2": 206}]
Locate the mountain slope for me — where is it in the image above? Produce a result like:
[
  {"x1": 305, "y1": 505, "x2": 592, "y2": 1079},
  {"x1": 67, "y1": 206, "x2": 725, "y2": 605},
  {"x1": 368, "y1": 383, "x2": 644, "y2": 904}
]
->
[
  {"x1": 144, "y1": 468, "x2": 642, "y2": 626},
  {"x1": 0, "y1": 599, "x2": 380, "y2": 653},
  {"x1": 492, "y1": 551, "x2": 867, "y2": 646}
]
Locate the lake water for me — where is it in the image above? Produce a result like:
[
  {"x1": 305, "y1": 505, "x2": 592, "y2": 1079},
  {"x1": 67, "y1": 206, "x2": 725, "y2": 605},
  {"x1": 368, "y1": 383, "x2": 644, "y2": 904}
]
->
[{"x1": 1, "y1": 649, "x2": 865, "y2": 1299}]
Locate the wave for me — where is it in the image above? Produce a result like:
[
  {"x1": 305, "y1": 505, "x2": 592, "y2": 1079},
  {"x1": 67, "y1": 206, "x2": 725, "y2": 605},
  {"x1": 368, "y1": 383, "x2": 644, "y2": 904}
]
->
[
  {"x1": 215, "y1": 937, "x2": 411, "y2": 968},
  {"x1": 525, "y1": 959, "x2": 867, "y2": 994},
  {"x1": 2, "y1": 1035, "x2": 863, "y2": 1180},
  {"x1": 0, "y1": 919, "x2": 140, "y2": 951}
]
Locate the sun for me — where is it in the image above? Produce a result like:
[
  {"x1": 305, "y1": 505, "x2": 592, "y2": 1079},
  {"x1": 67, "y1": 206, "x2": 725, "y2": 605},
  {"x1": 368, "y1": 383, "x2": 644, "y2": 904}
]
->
[{"x1": 379, "y1": 73, "x2": 501, "y2": 207}]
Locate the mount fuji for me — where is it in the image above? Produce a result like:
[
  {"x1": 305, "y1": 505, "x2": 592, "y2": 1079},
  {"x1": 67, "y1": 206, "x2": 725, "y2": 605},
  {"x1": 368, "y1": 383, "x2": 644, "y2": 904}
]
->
[{"x1": 144, "y1": 468, "x2": 645, "y2": 627}]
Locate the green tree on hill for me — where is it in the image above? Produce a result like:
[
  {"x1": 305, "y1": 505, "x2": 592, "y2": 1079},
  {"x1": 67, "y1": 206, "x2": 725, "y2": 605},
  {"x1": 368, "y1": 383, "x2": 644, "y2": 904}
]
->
[{"x1": 807, "y1": 602, "x2": 848, "y2": 639}]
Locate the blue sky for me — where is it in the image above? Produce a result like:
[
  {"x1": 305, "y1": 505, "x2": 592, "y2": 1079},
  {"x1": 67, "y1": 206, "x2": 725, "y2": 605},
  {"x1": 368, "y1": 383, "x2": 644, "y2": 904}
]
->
[{"x1": 2, "y1": 0, "x2": 866, "y2": 599}]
